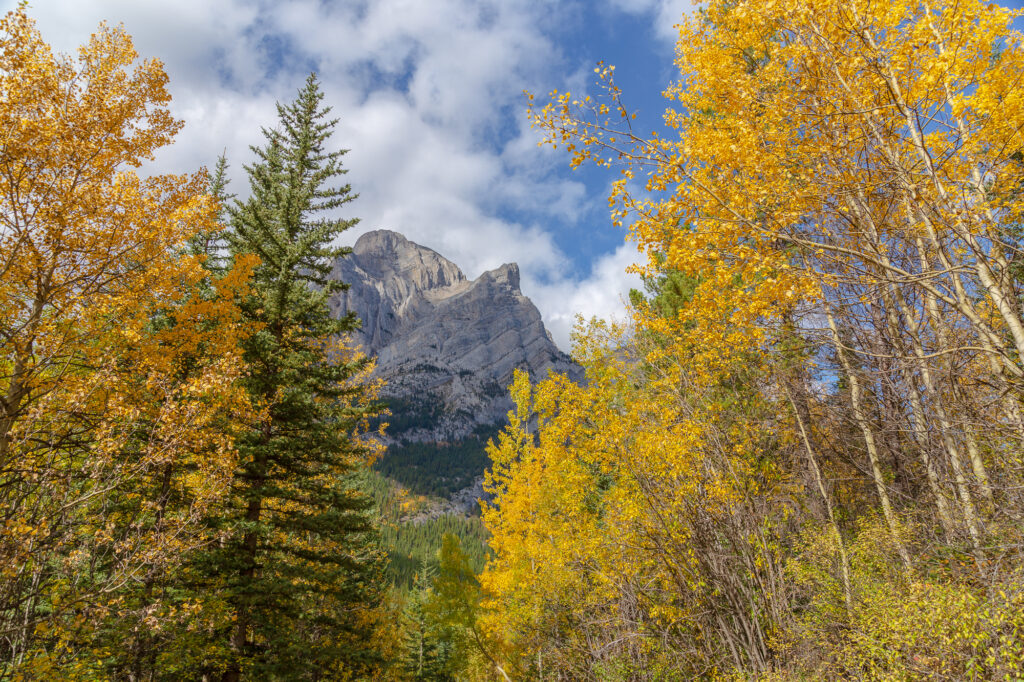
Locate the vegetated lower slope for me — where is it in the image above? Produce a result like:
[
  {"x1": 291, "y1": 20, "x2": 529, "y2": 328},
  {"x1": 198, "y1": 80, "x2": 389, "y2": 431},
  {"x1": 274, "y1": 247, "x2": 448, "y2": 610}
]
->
[
  {"x1": 374, "y1": 420, "x2": 499, "y2": 498},
  {"x1": 361, "y1": 469, "x2": 488, "y2": 588}
]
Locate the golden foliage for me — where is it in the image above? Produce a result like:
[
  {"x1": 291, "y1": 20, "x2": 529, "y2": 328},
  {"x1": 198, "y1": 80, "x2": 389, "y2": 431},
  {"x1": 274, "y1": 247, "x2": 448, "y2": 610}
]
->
[
  {"x1": 481, "y1": 314, "x2": 791, "y2": 677},
  {"x1": 0, "y1": 8, "x2": 253, "y2": 672},
  {"x1": 480, "y1": 0, "x2": 1024, "y2": 678}
]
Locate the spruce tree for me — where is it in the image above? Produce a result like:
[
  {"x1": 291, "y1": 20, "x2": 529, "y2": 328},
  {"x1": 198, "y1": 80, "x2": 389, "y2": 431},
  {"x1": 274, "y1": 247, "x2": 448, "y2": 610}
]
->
[
  {"x1": 401, "y1": 568, "x2": 454, "y2": 681},
  {"x1": 187, "y1": 152, "x2": 234, "y2": 271},
  {"x1": 207, "y1": 73, "x2": 386, "y2": 681}
]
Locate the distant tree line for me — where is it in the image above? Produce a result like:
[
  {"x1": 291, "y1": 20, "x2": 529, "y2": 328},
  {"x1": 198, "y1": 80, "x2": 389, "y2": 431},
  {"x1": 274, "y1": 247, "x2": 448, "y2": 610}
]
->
[{"x1": 374, "y1": 427, "x2": 498, "y2": 498}]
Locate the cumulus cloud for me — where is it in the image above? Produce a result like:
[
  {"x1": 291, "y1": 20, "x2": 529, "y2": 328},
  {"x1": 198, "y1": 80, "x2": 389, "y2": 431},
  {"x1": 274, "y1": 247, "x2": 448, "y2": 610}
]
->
[
  {"x1": 527, "y1": 242, "x2": 645, "y2": 352},
  {"x1": 19, "y1": 0, "x2": 676, "y2": 351},
  {"x1": 604, "y1": 0, "x2": 694, "y2": 41}
]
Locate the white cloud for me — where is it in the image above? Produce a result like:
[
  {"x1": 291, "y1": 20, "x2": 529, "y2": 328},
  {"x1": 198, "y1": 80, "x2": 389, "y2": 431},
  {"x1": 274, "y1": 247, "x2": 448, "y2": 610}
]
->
[
  {"x1": 604, "y1": 0, "x2": 693, "y2": 42},
  {"x1": 14, "y1": 0, "x2": 678, "y2": 351},
  {"x1": 526, "y1": 241, "x2": 645, "y2": 352}
]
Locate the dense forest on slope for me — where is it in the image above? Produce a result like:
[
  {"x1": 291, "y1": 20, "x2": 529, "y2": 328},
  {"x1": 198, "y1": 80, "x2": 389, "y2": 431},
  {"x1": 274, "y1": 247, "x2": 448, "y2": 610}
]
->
[
  {"x1": 376, "y1": 438, "x2": 490, "y2": 497},
  {"x1": 7, "y1": 0, "x2": 1024, "y2": 680},
  {"x1": 374, "y1": 412, "x2": 499, "y2": 497},
  {"x1": 363, "y1": 470, "x2": 489, "y2": 587}
]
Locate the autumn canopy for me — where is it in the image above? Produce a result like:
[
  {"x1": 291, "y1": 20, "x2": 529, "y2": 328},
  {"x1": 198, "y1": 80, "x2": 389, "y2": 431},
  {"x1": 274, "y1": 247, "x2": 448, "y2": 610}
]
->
[{"x1": 5, "y1": 0, "x2": 1024, "y2": 679}]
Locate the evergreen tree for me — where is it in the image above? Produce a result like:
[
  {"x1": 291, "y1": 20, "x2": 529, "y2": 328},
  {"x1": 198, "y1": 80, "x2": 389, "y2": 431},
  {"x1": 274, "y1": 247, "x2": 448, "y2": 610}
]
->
[
  {"x1": 400, "y1": 568, "x2": 454, "y2": 681},
  {"x1": 188, "y1": 152, "x2": 235, "y2": 271},
  {"x1": 628, "y1": 252, "x2": 699, "y2": 321},
  {"x1": 203, "y1": 73, "x2": 386, "y2": 681}
]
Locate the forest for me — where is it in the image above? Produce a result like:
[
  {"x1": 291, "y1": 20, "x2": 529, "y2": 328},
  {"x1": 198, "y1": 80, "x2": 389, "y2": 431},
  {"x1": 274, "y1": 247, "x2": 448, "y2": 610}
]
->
[
  {"x1": 375, "y1": 427, "x2": 498, "y2": 498},
  {"x1": 4, "y1": 0, "x2": 1024, "y2": 679},
  {"x1": 364, "y1": 470, "x2": 489, "y2": 587}
]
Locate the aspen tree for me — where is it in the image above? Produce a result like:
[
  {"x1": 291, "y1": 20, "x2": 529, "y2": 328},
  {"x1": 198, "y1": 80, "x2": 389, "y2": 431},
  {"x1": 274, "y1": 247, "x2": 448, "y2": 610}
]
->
[{"x1": 0, "y1": 8, "x2": 252, "y2": 675}]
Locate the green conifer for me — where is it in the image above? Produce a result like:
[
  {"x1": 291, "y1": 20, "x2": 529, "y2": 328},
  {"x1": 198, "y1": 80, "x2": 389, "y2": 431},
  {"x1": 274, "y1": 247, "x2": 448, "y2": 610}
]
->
[
  {"x1": 205, "y1": 73, "x2": 386, "y2": 681},
  {"x1": 188, "y1": 152, "x2": 234, "y2": 271},
  {"x1": 400, "y1": 568, "x2": 454, "y2": 681}
]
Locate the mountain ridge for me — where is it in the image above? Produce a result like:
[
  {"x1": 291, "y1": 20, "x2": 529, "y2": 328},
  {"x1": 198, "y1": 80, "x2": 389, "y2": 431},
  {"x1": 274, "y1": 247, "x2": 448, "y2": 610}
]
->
[{"x1": 329, "y1": 229, "x2": 581, "y2": 446}]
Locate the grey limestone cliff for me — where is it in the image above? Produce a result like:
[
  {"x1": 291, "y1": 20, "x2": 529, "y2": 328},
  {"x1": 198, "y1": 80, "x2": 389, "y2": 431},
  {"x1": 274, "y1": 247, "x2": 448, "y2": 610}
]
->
[{"x1": 329, "y1": 230, "x2": 581, "y2": 442}]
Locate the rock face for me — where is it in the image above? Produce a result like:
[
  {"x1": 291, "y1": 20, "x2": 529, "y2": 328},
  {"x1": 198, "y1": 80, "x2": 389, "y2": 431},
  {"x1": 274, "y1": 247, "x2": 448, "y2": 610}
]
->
[{"x1": 329, "y1": 230, "x2": 581, "y2": 441}]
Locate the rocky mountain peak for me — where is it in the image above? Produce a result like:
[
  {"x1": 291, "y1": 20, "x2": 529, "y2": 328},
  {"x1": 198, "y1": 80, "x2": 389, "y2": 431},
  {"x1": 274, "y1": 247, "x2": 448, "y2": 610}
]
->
[
  {"x1": 350, "y1": 230, "x2": 467, "y2": 293},
  {"x1": 478, "y1": 262, "x2": 520, "y2": 292},
  {"x1": 329, "y1": 230, "x2": 581, "y2": 442}
]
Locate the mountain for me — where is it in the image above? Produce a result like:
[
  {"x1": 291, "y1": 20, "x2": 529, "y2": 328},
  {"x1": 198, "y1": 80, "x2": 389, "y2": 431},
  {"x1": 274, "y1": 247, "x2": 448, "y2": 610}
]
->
[{"x1": 328, "y1": 230, "x2": 581, "y2": 497}]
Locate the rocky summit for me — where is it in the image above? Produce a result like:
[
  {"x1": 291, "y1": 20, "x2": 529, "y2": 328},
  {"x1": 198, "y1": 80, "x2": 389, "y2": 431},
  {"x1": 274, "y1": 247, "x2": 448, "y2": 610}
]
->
[{"x1": 329, "y1": 230, "x2": 582, "y2": 445}]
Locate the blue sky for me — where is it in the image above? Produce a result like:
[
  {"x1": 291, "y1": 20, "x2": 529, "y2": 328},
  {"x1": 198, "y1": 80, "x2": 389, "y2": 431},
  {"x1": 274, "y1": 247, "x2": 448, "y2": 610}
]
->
[{"x1": 14, "y1": 0, "x2": 1023, "y2": 349}]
